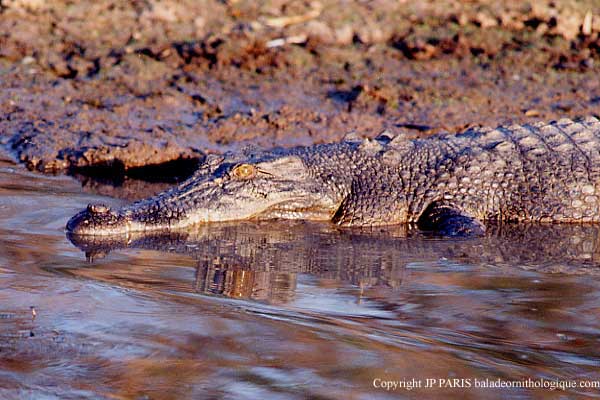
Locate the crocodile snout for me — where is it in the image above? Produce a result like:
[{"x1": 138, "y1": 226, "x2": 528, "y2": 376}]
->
[{"x1": 66, "y1": 203, "x2": 125, "y2": 235}]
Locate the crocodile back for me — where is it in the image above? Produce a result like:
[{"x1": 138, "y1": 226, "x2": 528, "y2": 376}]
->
[{"x1": 439, "y1": 116, "x2": 600, "y2": 222}]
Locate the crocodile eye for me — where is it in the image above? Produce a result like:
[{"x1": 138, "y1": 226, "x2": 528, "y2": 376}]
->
[{"x1": 232, "y1": 164, "x2": 256, "y2": 179}]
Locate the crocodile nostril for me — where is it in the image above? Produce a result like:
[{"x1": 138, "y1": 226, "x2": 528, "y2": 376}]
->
[{"x1": 87, "y1": 203, "x2": 111, "y2": 214}]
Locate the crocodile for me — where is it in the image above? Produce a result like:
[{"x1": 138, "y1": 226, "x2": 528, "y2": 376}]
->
[{"x1": 67, "y1": 116, "x2": 600, "y2": 236}]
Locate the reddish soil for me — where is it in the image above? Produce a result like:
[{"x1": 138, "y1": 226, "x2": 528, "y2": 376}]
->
[{"x1": 1, "y1": 0, "x2": 599, "y2": 180}]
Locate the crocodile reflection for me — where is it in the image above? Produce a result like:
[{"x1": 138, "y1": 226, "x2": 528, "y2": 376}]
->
[{"x1": 67, "y1": 222, "x2": 600, "y2": 303}]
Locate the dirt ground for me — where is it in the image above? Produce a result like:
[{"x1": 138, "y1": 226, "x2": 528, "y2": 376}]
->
[{"x1": 1, "y1": 0, "x2": 599, "y2": 180}]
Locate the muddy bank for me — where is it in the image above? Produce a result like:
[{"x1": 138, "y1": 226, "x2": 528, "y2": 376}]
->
[{"x1": 1, "y1": 0, "x2": 599, "y2": 176}]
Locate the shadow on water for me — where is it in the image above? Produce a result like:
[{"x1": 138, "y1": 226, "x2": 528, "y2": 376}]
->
[{"x1": 2, "y1": 159, "x2": 600, "y2": 399}]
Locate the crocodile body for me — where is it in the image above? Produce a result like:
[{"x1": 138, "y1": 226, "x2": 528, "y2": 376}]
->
[{"x1": 67, "y1": 116, "x2": 600, "y2": 236}]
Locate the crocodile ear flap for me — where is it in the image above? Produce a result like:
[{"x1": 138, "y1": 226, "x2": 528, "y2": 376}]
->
[{"x1": 257, "y1": 156, "x2": 308, "y2": 178}]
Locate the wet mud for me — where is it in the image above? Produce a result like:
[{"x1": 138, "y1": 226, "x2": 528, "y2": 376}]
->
[{"x1": 1, "y1": 0, "x2": 600, "y2": 178}]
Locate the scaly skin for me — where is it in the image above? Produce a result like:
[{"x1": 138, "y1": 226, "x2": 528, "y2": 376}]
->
[{"x1": 67, "y1": 116, "x2": 600, "y2": 235}]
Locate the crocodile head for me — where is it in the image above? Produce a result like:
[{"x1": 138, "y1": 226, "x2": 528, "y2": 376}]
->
[{"x1": 66, "y1": 150, "x2": 344, "y2": 236}]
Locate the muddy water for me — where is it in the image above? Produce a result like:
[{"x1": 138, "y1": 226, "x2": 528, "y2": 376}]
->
[{"x1": 2, "y1": 159, "x2": 600, "y2": 399}]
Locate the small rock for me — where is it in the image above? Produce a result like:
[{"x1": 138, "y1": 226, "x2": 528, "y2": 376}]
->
[
  {"x1": 500, "y1": 12, "x2": 524, "y2": 30},
  {"x1": 474, "y1": 12, "x2": 498, "y2": 28},
  {"x1": 582, "y1": 11, "x2": 593, "y2": 36},
  {"x1": 554, "y1": 11, "x2": 581, "y2": 40},
  {"x1": 6, "y1": 0, "x2": 46, "y2": 11},
  {"x1": 21, "y1": 56, "x2": 35, "y2": 65},
  {"x1": 47, "y1": 53, "x2": 71, "y2": 77},
  {"x1": 535, "y1": 23, "x2": 548, "y2": 35},
  {"x1": 356, "y1": 24, "x2": 385, "y2": 44},
  {"x1": 457, "y1": 13, "x2": 469, "y2": 26},
  {"x1": 305, "y1": 20, "x2": 335, "y2": 44},
  {"x1": 194, "y1": 16, "x2": 206, "y2": 36},
  {"x1": 335, "y1": 25, "x2": 354, "y2": 45}
]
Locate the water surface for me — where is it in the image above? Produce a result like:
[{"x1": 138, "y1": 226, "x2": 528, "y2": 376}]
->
[{"x1": 1, "y1": 158, "x2": 600, "y2": 399}]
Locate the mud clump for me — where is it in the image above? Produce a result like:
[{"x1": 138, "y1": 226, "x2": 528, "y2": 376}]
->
[{"x1": 1, "y1": 0, "x2": 599, "y2": 176}]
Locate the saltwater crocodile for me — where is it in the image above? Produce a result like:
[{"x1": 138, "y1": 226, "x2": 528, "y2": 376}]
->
[{"x1": 67, "y1": 117, "x2": 600, "y2": 236}]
